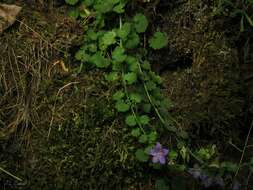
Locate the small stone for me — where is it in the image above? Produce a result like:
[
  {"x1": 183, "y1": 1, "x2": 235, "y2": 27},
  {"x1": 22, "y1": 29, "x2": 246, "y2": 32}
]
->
[{"x1": 0, "y1": 4, "x2": 22, "y2": 33}]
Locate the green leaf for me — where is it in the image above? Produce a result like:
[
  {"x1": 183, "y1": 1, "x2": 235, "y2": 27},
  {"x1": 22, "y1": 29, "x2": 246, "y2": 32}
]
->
[
  {"x1": 149, "y1": 32, "x2": 168, "y2": 50},
  {"x1": 125, "y1": 115, "x2": 137, "y2": 126},
  {"x1": 68, "y1": 9, "x2": 79, "y2": 19},
  {"x1": 153, "y1": 75, "x2": 163, "y2": 84},
  {"x1": 101, "y1": 31, "x2": 117, "y2": 49},
  {"x1": 196, "y1": 148, "x2": 212, "y2": 161},
  {"x1": 87, "y1": 43, "x2": 97, "y2": 53},
  {"x1": 221, "y1": 162, "x2": 238, "y2": 172},
  {"x1": 115, "y1": 101, "x2": 130, "y2": 112},
  {"x1": 65, "y1": 0, "x2": 79, "y2": 5},
  {"x1": 94, "y1": 0, "x2": 119, "y2": 13},
  {"x1": 112, "y1": 61, "x2": 122, "y2": 71},
  {"x1": 240, "y1": 15, "x2": 245, "y2": 32},
  {"x1": 139, "y1": 115, "x2": 150, "y2": 125},
  {"x1": 113, "y1": 2, "x2": 126, "y2": 13},
  {"x1": 117, "y1": 22, "x2": 131, "y2": 40},
  {"x1": 141, "y1": 61, "x2": 151, "y2": 70},
  {"x1": 87, "y1": 29, "x2": 99, "y2": 40},
  {"x1": 82, "y1": 0, "x2": 94, "y2": 6},
  {"x1": 169, "y1": 150, "x2": 178, "y2": 160},
  {"x1": 95, "y1": 13, "x2": 105, "y2": 28},
  {"x1": 172, "y1": 164, "x2": 186, "y2": 172},
  {"x1": 112, "y1": 47, "x2": 127, "y2": 63},
  {"x1": 148, "y1": 131, "x2": 157, "y2": 143},
  {"x1": 113, "y1": 90, "x2": 125, "y2": 101},
  {"x1": 126, "y1": 56, "x2": 139, "y2": 72},
  {"x1": 133, "y1": 13, "x2": 149, "y2": 33},
  {"x1": 125, "y1": 32, "x2": 140, "y2": 49},
  {"x1": 123, "y1": 72, "x2": 137, "y2": 85},
  {"x1": 90, "y1": 52, "x2": 110, "y2": 68},
  {"x1": 75, "y1": 49, "x2": 90, "y2": 62},
  {"x1": 145, "y1": 81, "x2": 156, "y2": 91},
  {"x1": 142, "y1": 103, "x2": 151, "y2": 113},
  {"x1": 131, "y1": 128, "x2": 141, "y2": 137},
  {"x1": 139, "y1": 134, "x2": 148, "y2": 143},
  {"x1": 79, "y1": 9, "x2": 91, "y2": 18},
  {"x1": 180, "y1": 146, "x2": 189, "y2": 162},
  {"x1": 105, "y1": 72, "x2": 119, "y2": 81},
  {"x1": 152, "y1": 88, "x2": 163, "y2": 100},
  {"x1": 135, "y1": 149, "x2": 148, "y2": 162},
  {"x1": 245, "y1": 13, "x2": 253, "y2": 26},
  {"x1": 144, "y1": 146, "x2": 152, "y2": 154},
  {"x1": 129, "y1": 93, "x2": 142, "y2": 103}
]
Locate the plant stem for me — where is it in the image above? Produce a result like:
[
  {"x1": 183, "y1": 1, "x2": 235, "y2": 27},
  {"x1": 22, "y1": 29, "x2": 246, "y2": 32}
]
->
[
  {"x1": 121, "y1": 71, "x2": 145, "y2": 134},
  {"x1": 0, "y1": 166, "x2": 22, "y2": 182},
  {"x1": 234, "y1": 120, "x2": 253, "y2": 178},
  {"x1": 136, "y1": 61, "x2": 166, "y2": 124}
]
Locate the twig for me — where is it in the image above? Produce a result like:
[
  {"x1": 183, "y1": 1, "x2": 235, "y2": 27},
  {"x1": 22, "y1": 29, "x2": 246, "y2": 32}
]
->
[
  {"x1": 0, "y1": 166, "x2": 22, "y2": 182},
  {"x1": 229, "y1": 140, "x2": 243, "y2": 152},
  {"x1": 15, "y1": 19, "x2": 67, "y2": 55},
  {"x1": 234, "y1": 120, "x2": 253, "y2": 178},
  {"x1": 47, "y1": 82, "x2": 80, "y2": 139},
  {"x1": 245, "y1": 171, "x2": 252, "y2": 190}
]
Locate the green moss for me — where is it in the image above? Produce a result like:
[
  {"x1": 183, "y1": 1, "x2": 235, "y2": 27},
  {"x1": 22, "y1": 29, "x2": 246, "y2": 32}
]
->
[{"x1": 160, "y1": 0, "x2": 245, "y2": 138}]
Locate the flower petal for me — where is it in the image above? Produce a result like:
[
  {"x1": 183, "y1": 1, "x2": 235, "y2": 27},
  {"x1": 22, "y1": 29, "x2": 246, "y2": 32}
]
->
[
  {"x1": 162, "y1": 148, "x2": 169, "y2": 156},
  {"x1": 188, "y1": 168, "x2": 201, "y2": 179},
  {"x1": 152, "y1": 156, "x2": 159, "y2": 163},
  {"x1": 158, "y1": 156, "x2": 166, "y2": 164},
  {"x1": 155, "y1": 142, "x2": 162, "y2": 150},
  {"x1": 149, "y1": 148, "x2": 156, "y2": 156},
  {"x1": 214, "y1": 177, "x2": 224, "y2": 187},
  {"x1": 233, "y1": 181, "x2": 240, "y2": 190},
  {"x1": 202, "y1": 177, "x2": 213, "y2": 188}
]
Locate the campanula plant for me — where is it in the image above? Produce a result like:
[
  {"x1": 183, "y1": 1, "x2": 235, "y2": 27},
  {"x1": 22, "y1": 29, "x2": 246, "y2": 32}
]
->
[
  {"x1": 64, "y1": 0, "x2": 251, "y2": 189},
  {"x1": 149, "y1": 142, "x2": 169, "y2": 165}
]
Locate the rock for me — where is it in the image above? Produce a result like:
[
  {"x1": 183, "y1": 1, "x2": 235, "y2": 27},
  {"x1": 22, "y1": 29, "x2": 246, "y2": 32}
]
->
[{"x1": 0, "y1": 4, "x2": 22, "y2": 34}]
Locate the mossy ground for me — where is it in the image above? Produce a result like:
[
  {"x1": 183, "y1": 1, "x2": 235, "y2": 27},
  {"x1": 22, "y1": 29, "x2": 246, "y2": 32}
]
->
[{"x1": 0, "y1": 0, "x2": 253, "y2": 189}]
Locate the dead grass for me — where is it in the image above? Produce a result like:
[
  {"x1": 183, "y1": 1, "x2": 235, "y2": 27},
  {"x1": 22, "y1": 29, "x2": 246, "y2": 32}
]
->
[{"x1": 0, "y1": 2, "x2": 86, "y2": 142}]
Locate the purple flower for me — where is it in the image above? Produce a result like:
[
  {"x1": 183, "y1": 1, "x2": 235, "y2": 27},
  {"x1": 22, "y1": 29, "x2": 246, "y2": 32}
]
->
[
  {"x1": 149, "y1": 142, "x2": 169, "y2": 164},
  {"x1": 188, "y1": 168, "x2": 202, "y2": 179},
  {"x1": 201, "y1": 176, "x2": 213, "y2": 188},
  {"x1": 213, "y1": 177, "x2": 225, "y2": 187},
  {"x1": 188, "y1": 168, "x2": 225, "y2": 188},
  {"x1": 233, "y1": 181, "x2": 240, "y2": 190}
]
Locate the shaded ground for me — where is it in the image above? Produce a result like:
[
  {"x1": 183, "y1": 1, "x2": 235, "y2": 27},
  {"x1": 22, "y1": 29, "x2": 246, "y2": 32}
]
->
[
  {"x1": 0, "y1": 1, "x2": 151, "y2": 189},
  {"x1": 0, "y1": 0, "x2": 253, "y2": 189}
]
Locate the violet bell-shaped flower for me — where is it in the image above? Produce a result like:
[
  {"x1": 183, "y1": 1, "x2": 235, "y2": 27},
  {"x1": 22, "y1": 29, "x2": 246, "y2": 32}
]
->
[{"x1": 149, "y1": 142, "x2": 169, "y2": 164}]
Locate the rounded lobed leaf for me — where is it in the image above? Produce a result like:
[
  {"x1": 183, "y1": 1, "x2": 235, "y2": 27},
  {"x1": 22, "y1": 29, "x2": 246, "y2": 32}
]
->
[
  {"x1": 112, "y1": 46, "x2": 127, "y2": 63},
  {"x1": 129, "y1": 93, "x2": 142, "y2": 103},
  {"x1": 123, "y1": 72, "x2": 137, "y2": 85},
  {"x1": 133, "y1": 13, "x2": 149, "y2": 33},
  {"x1": 149, "y1": 31, "x2": 168, "y2": 50},
  {"x1": 115, "y1": 101, "x2": 130, "y2": 112},
  {"x1": 135, "y1": 149, "x2": 149, "y2": 162},
  {"x1": 139, "y1": 115, "x2": 150, "y2": 125},
  {"x1": 113, "y1": 90, "x2": 125, "y2": 101},
  {"x1": 125, "y1": 115, "x2": 137, "y2": 126},
  {"x1": 90, "y1": 52, "x2": 110, "y2": 68},
  {"x1": 131, "y1": 128, "x2": 141, "y2": 137},
  {"x1": 139, "y1": 134, "x2": 148, "y2": 143}
]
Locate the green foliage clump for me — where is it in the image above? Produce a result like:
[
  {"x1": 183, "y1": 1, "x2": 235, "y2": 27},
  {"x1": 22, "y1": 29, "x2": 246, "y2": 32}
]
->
[
  {"x1": 58, "y1": 0, "x2": 253, "y2": 188},
  {"x1": 215, "y1": 0, "x2": 253, "y2": 32},
  {"x1": 66, "y1": 0, "x2": 175, "y2": 165}
]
